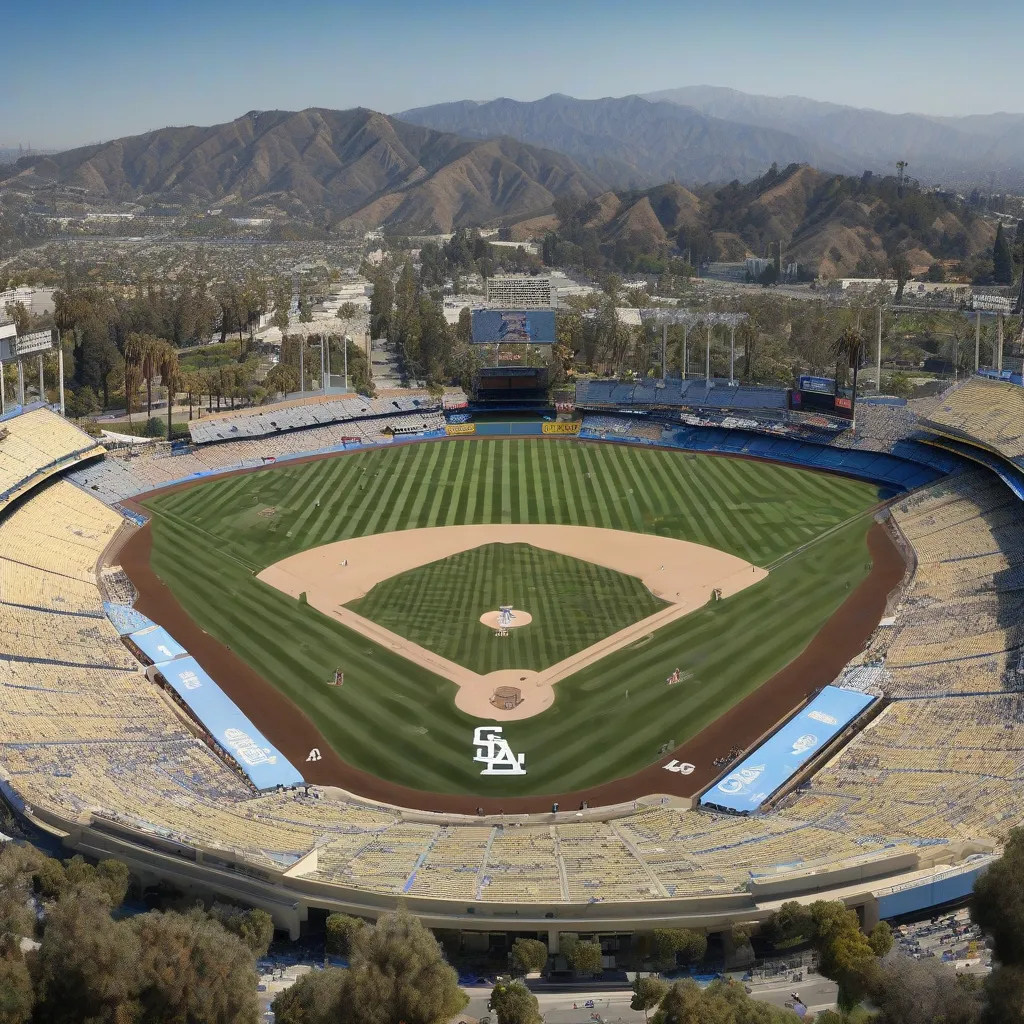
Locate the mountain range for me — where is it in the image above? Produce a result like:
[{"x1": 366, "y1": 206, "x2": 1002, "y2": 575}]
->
[
  {"x1": 396, "y1": 94, "x2": 858, "y2": 188},
  {"x1": 0, "y1": 108, "x2": 605, "y2": 232},
  {"x1": 401, "y1": 89, "x2": 1024, "y2": 190},
  {"x1": 2, "y1": 89, "x2": 1020, "y2": 247}
]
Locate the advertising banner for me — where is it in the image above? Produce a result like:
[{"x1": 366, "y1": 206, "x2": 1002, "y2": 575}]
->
[
  {"x1": 542, "y1": 421, "x2": 581, "y2": 435},
  {"x1": 700, "y1": 686, "x2": 875, "y2": 814},
  {"x1": 445, "y1": 423, "x2": 476, "y2": 436}
]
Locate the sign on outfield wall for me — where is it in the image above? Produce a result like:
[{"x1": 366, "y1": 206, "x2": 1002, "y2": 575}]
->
[
  {"x1": 446, "y1": 423, "x2": 476, "y2": 436},
  {"x1": 542, "y1": 421, "x2": 580, "y2": 435}
]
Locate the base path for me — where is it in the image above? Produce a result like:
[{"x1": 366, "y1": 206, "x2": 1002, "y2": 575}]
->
[{"x1": 256, "y1": 525, "x2": 767, "y2": 720}]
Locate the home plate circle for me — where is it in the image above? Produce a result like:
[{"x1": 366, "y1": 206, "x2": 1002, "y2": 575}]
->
[{"x1": 479, "y1": 609, "x2": 533, "y2": 629}]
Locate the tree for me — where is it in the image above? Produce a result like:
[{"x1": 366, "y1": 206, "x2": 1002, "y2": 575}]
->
[
  {"x1": 370, "y1": 272, "x2": 394, "y2": 340},
  {"x1": 809, "y1": 900, "x2": 878, "y2": 1011},
  {"x1": 3, "y1": 301, "x2": 31, "y2": 335},
  {"x1": 122, "y1": 331, "x2": 150, "y2": 422},
  {"x1": 763, "y1": 901, "x2": 814, "y2": 948},
  {"x1": 653, "y1": 928, "x2": 707, "y2": 968},
  {"x1": 338, "y1": 301, "x2": 359, "y2": 320},
  {"x1": 869, "y1": 920, "x2": 894, "y2": 958},
  {"x1": 868, "y1": 951, "x2": 982, "y2": 1024},
  {"x1": 324, "y1": 912, "x2": 365, "y2": 958},
  {"x1": 631, "y1": 976, "x2": 669, "y2": 1023},
  {"x1": 131, "y1": 908, "x2": 261, "y2": 1024},
  {"x1": 264, "y1": 362, "x2": 300, "y2": 397},
  {"x1": 345, "y1": 910, "x2": 468, "y2": 1024},
  {"x1": 159, "y1": 346, "x2": 181, "y2": 441},
  {"x1": 31, "y1": 891, "x2": 142, "y2": 1024},
  {"x1": 272, "y1": 968, "x2": 351, "y2": 1024},
  {"x1": 455, "y1": 306, "x2": 472, "y2": 346},
  {"x1": 830, "y1": 326, "x2": 863, "y2": 401},
  {"x1": 66, "y1": 385, "x2": 99, "y2": 419},
  {"x1": 0, "y1": 947, "x2": 33, "y2": 1024},
  {"x1": 972, "y1": 825, "x2": 1024, "y2": 965},
  {"x1": 488, "y1": 978, "x2": 542, "y2": 1024},
  {"x1": 982, "y1": 963, "x2": 1024, "y2": 1024},
  {"x1": 510, "y1": 937, "x2": 549, "y2": 975},
  {"x1": 211, "y1": 904, "x2": 275, "y2": 957},
  {"x1": 994, "y1": 222, "x2": 1014, "y2": 285},
  {"x1": 890, "y1": 252, "x2": 912, "y2": 302},
  {"x1": 565, "y1": 939, "x2": 603, "y2": 976}
]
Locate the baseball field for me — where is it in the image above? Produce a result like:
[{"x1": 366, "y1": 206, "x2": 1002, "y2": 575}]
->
[{"x1": 138, "y1": 438, "x2": 883, "y2": 797}]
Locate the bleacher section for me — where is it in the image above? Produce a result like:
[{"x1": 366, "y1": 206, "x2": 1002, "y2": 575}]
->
[
  {"x1": 577, "y1": 378, "x2": 789, "y2": 412},
  {"x1": 0, "y1": 405, "x2": 105, "y2": 510},
  {"x1": 70, "y1": 411, "x2": 446, "y2": 504},
  {"x1": 4, "y1": 392, "x2": 1024, "y2": 917},
  {"x1": 189, "y1": 395, "x2": 442, "y2": 445},
  {"x1": 921, "y1": 378, "x2": 1024, "y2": 465}
]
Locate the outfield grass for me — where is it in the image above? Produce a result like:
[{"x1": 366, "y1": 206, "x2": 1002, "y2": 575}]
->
[
  {"x1": 348, "y1": 542, "x2": 668, "y2": 674},
  {"x1": 143, "y1": 438, "x2": 880, "y2": 795}
]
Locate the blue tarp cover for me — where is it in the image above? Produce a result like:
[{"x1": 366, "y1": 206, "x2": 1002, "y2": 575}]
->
[
  {"x1": 128, "y1": 624, "x2": 188, "y2": 663},
  {"x1": 155, "y1": 655, "x2": 304, "y2": 790},
  {"x1": 104, "y1": 602, "x2": 153, "y2": 636},
  {"x1": 701, "y1": 686, "x2": 876, "y2": 813}
]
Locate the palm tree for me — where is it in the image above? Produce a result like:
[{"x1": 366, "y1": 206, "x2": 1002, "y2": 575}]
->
[
  {"x1": 122, "y1": 332, "x2": 150, "y2": 424},
  {"x1": 831, "y1": 326, "x2": 864, "y2": 418},
  {"x1": 156, "y1": 345, "x2": 179, "y2": 441}
]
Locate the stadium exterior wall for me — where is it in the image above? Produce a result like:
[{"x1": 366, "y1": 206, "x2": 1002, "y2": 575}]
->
[{"x1": 16, "y1": 799, "x2": 989, "y2": 943}]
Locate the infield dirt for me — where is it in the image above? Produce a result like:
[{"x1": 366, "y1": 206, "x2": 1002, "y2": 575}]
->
[{"x1": 256, "y1": 524, "x2": 766, "y2": 720}]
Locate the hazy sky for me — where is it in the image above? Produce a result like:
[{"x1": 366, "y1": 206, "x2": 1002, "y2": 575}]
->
[{"x1": 5, "y1": 0, "x2": 1022, "y2": 149}]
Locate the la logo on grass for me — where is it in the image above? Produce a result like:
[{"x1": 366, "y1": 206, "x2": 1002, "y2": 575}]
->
[{"x1": 473, "y1": 727, "x2": 526, "y2": 775}]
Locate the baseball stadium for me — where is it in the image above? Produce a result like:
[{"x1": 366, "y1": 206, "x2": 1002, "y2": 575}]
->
[{"x1": 2, "y1": 368, "x2": 1023, "y2": 958}]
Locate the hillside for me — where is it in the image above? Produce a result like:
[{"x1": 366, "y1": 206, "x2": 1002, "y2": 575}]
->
[
  {"x1": 1, "y1": 108, "x2": 607, "y2": 232},
  {"x1": 523, "y1": 163, "x2": 997, "y2": 278},
  {"x1": 395, "y1": 94, "x2": 858, "y2": 187}
]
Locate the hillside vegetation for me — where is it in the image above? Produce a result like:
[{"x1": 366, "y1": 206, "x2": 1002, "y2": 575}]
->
[{"x1": 537, "y1": 162, "x2": 999, "y2": 279}]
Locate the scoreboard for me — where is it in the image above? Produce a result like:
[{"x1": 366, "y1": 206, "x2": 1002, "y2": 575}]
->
[{"x1": 790, "y1": 375, "x2": 855, "y2": 420}]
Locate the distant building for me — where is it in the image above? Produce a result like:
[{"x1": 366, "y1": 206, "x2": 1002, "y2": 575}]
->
[
  {"x1": 485, "y1": 275, "x2": 555, "y2": 308},
  {"x1": 487, "y1": 239, "x2": 541, "y2": 256}
]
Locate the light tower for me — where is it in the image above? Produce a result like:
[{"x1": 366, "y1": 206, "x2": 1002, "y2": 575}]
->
[{"x1": 0, "y1": 324, "x2": 65, "y2": 416}]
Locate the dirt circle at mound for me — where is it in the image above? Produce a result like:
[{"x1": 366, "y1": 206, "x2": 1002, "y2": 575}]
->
[{"x1": 479, "y1": 609, "x2": 533, "y2": 629}]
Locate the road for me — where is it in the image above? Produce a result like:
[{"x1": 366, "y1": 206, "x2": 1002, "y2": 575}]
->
[{"x1": 460, "y1": 976, "x2": 838, "y2": 1021}]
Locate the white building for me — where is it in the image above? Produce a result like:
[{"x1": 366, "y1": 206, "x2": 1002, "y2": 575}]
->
[
  {"x1": 487, "y1": 239, "x2": 541, "y2": 256},
  {"x1": 485, "y1": 275, "x2": 555, "y2": 308},
  {"x1": 0, "y1": 287, "x2": 55, "y2": 316}
]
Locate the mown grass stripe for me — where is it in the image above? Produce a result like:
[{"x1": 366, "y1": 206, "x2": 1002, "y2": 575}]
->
[{"x1": 143, "y1": 438, "x2": 880, "y2": 795}]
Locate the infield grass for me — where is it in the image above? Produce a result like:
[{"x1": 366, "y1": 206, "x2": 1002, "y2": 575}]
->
[
  {"x1": 143, "y1": 438, "x2": 881, "y2": 795},
  {"x1": 348, "y1": 542, "x2": 668, "y2": 673}
]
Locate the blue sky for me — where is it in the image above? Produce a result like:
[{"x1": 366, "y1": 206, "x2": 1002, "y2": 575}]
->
[{"x1": 5, "y1": 0, "x2": 1022, "y2": 149}]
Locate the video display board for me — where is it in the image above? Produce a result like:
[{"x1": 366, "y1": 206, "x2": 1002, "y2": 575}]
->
[{"x1": 471, "y1": 309, "x2": 555, "y2": 345}]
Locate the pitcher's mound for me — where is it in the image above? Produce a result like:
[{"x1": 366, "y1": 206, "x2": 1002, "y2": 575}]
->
[{"x1": 479, "y1": 609, "x2": 533, "y2": 629}]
